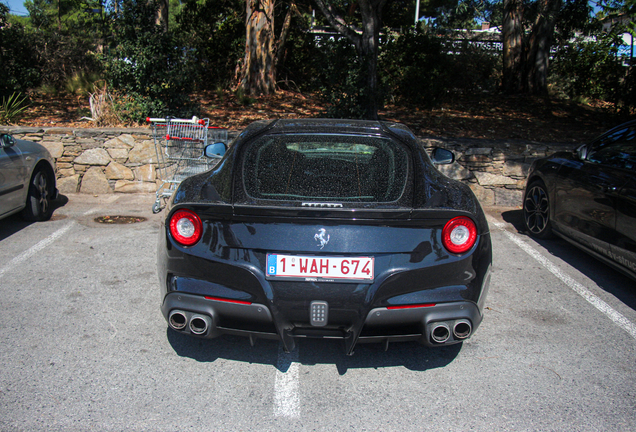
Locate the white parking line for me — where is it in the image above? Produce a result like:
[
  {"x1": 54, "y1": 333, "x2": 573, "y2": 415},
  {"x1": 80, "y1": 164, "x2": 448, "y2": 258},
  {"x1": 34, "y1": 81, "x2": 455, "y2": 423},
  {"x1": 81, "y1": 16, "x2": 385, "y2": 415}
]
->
[
  {"x1": 0, "y1": 222, "x2": 74, "y2": 279},
  {"x1": 489, "y1": 218, "x2": 636, "y2": 340},
  {"x1": 0, "y1": 197, "x2": 120, "y2": 280},
  {"x1": 273, "y1": 344, "x2": 300, "y2": 418}
]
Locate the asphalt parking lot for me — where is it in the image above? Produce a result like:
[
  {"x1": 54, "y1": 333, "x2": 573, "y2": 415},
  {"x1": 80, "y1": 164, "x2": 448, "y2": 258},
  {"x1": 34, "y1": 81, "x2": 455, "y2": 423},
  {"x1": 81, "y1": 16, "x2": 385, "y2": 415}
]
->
[{"x1": 1, "y1": 193, "x2": 635, "y2": 431}]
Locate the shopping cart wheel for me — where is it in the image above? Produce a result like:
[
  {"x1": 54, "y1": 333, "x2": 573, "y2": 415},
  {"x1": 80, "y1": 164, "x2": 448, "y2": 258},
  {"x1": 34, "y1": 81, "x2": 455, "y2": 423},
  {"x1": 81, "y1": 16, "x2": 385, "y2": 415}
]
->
[{"x1": 152, "y1": 202, "x2": 163, "y2": 214}]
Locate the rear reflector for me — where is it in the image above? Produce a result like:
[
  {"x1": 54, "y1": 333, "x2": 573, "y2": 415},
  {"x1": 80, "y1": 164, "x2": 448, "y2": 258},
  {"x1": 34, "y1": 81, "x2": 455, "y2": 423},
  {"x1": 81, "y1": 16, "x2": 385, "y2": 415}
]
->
[
  {"x1": 204, "y1": 296, "x2": 252, "y2": 305},
  {"x1": 387, "y1": 303, "x2": 436, "y2": 310}
]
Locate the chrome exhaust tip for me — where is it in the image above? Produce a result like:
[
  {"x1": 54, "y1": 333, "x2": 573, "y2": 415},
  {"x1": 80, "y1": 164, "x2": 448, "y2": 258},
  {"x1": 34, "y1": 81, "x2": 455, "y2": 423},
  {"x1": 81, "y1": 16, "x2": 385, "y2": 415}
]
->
[
  {"x1": 453, "y1": 319, "x2": 472, "y2": 340},
  {"x1": 169, "y1": 311, "x2": 187, "y2": 331},
  {"x1": 189, "y1": 315, "x2": 209, "y2": 335},
  {"x1": 431, "y1": 322, "x2": 451, "y2": 343}
]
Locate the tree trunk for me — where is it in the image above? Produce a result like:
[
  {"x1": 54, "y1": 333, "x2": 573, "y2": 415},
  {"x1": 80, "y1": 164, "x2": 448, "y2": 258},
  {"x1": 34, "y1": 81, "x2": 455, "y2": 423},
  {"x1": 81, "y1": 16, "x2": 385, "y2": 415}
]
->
[
  {"x1": 358, "y1": 0, "x2": 383, "y2": 120},
  {"x1": 240, "y1": 0, "x2": 276, "y2": 96},
  {"x1": 313, "y1": 0, "x2": 387, "y2": 119},
  {"x1": 523, "y1": 0, "x2": 562, "y2": 94},
  {"x1": 502, "y1": 0, "x2": 523, "y2": 94},
  {"x1": 156, "y1": 0, "x2": 169, "y2": 32},
  {"x1": 275, "y1": 0, "x2": 299, "y2": 71}
]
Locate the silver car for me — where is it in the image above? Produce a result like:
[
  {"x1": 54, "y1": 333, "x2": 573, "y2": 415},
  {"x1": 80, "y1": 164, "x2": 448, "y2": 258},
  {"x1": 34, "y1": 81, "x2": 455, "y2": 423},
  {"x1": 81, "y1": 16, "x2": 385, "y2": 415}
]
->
[{"x1": 0, "y1": 133, "x2": 58, "y2": 221}]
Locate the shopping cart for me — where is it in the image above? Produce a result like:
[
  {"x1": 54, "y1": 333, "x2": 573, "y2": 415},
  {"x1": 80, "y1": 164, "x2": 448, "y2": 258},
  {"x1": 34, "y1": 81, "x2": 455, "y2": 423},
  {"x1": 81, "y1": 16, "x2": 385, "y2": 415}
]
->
[{"x1": 147, "y1": 116, "x2": 228, "y2": 213}]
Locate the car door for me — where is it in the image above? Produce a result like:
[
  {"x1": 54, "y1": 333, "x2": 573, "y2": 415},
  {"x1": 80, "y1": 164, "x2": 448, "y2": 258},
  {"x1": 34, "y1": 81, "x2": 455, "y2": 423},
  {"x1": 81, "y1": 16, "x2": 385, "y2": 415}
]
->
[
  {"x1": 0, "y1": 134, "x2": 26, "y2": 217},
  {"x1": 611, "y1": 153, "x2": 636, "y2": 277},
  {"x1": 553, "y1": 125, "x2": 634, "y2": 259}
]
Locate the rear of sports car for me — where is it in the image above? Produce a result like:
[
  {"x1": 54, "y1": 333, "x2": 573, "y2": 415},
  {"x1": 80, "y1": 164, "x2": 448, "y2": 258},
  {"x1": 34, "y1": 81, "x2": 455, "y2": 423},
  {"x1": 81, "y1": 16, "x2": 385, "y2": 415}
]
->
[{"x1": 157, "y1": 120, "x2": 492, "y2": 354}]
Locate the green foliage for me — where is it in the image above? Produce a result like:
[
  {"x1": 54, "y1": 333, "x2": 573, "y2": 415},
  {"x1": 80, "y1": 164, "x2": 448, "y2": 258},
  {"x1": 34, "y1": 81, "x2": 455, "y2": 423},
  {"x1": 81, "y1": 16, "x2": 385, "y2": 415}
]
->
[
  {"x1": 103, "y1": 0, "x2": 199, "y2": 123},
  {"x1": 174, "y1": 0, "x2": 244, "y2": 89},
  {"x1": 381, "y1": 34, "x2": 451, "y2": 107},
  {"x1": 381, "y1": 33, "x2": 500, "y2": 107},
  {"x1": 556, "y1": 0, "x2": 597, "y2": 43},
  {"x1": 22, "y1": 0, "x2": 103, "y2": 91},
  {"x1": 275, "y1": 12, "x2": 324, "y2": 92},
  {"x1": 234, "y1": 88, "x2": 256, "y2": 106},
  {"x1": 420, "y1": 0, "x2": 499, "y2": 29},
  {"x1": 549, "y1": 31, "x2": 626, "y2": 106},
  {"x1": 0, "y1": 92, "x2": 29, "y2": 125},
  {"x1": 65, "y1": 71, "x2": 102, "y2": 95},
  {"x1": 381, "y1": 0, "x2": 417, "y2": 29},
  {"x1": 0, "y1": 4, "x2": 41, "y2": 97},
  {"x1": 315, "y1": 38, "x2": 367, "y2": 118}
]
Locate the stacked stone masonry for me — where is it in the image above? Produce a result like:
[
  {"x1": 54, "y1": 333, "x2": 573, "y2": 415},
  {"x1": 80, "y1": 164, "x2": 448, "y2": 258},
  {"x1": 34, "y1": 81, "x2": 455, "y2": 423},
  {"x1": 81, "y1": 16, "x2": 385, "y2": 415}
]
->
[
  {"x1": 421, "y1": 137, "x2": 578, "y2": 206},
  {"x1": 3, "y1": 127, "x2": 577, "y2": 207}
]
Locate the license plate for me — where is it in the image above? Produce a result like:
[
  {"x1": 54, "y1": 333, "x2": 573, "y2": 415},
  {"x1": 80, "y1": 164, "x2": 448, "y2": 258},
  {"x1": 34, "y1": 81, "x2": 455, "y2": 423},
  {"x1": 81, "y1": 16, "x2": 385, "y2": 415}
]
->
[{"x1": 266, "y1": 254, "x2": 374, "y2": 282}]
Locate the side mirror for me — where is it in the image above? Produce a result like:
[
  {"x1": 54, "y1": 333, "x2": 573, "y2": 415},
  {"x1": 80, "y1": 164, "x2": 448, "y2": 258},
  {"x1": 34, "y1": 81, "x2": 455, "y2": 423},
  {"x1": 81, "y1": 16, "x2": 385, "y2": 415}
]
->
[
  {"x1": 576, "y1": 144, "x2": 588, "y2": 161},
  {"x1": 205, "y1": 142, "x2": 227, "y2": 159},
  {"x1": 430, "y1": 147, "x2": 455, "y2": 165},
  {"x1": 0, "y1": 134, "x2": 15, "y2": 149}
]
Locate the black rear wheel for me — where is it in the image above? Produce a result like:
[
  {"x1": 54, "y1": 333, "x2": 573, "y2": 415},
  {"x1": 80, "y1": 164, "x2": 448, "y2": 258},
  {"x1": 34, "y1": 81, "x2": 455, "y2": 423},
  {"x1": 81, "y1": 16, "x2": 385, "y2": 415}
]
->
[
  {"x1": 21, "y1": 168, "x2": 53, "y2": 221},
  {"x1": 523, "y1": 180, "x2": 553, "y2": 239}
]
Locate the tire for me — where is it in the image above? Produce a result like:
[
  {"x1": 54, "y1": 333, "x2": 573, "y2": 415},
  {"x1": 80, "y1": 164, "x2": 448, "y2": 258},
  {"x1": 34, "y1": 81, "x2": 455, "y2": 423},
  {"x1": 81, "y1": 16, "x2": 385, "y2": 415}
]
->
[
  {"x1": 21, "y1": 168, "x2": 53, "y2": 221},
  {"x1": 523, "y1": 180, "x2": 553, "y2": 239}
]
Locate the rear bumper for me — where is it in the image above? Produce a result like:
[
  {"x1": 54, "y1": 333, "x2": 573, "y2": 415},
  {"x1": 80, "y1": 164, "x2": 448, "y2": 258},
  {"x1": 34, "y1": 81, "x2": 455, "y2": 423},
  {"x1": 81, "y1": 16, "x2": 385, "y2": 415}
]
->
[{"x1": 161, "y1": 292, "x2": 483, "y2": 354}]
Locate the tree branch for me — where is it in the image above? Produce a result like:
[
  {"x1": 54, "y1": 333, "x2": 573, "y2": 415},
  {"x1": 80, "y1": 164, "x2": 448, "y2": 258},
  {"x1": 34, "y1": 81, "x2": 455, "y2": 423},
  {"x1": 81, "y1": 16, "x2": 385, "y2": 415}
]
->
[{"x1": 312, "y1": 0, "x2": 362, "y2": 52}]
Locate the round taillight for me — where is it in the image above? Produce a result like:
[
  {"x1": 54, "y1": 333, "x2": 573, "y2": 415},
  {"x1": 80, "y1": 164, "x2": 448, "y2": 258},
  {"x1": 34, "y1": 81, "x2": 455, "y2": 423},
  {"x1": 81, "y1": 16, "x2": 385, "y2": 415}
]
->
[
  {"x1": 169, "y1": 209, "x2": 202, "y2": 246},
  {"x1": 442, "y1": 216, "x2": 478, "y2": 254}
]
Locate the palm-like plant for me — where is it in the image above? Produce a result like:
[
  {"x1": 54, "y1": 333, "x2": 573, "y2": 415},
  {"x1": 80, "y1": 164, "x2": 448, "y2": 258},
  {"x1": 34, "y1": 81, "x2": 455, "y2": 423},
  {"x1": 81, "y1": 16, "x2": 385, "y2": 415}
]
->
[{"x1": 0, "y1": 93, "x2": 29, "y2": 125}]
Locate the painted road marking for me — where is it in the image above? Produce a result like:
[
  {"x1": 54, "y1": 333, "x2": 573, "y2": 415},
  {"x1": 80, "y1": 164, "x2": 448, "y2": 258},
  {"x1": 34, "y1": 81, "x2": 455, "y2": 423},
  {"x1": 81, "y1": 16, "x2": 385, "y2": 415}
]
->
[
  {"x1": 0, "y1": 196, "x2": 120, "y2": 280},
  {"x1": 0, "y1": 223, "x2": 73, "y2": 279},
  {"x1": 489, "y1": 217, "x2": 636, "y2": 340},
  {"x1": 274, "y1": 344, "x2": 300, "y2": 418}
]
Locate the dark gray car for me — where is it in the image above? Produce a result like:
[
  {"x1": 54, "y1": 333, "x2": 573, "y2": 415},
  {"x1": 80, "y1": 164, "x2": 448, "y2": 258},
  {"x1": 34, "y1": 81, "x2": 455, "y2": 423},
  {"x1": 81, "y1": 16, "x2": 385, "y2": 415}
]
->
[
  {"x1": 0, "y1": 133, "x2": 58, "y2": 221},
  {"x1": 523, "y1": 120, "x2": 636, "y2": 280}
]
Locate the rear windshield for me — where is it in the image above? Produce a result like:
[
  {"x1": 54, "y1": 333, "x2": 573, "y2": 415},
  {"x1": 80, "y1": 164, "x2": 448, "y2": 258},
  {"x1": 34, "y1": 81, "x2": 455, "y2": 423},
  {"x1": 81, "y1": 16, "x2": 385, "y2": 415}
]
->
[{"x1": 242, "y1": 134, "x2": 409, "y2": 202}]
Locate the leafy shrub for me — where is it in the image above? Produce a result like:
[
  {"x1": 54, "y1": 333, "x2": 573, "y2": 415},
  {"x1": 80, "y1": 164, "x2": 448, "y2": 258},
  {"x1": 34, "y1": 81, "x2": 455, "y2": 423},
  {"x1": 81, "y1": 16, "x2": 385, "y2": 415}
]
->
[
  {"x1": 175, "y1": 0, "x2": 245, "y2": 90},
  {"x1": 549, "y1": 31, "x2": 627, "y2": 109},
  {"x1": 103, "y1": 0, "x2": 199, "y2": 123},
  {"x1": 304, "y1": 31, "x2": 501, "y2": 117},
  {"x1": 20, "y1": 0, "x2": 102, "y2": 93},
  {"x1": 313, "y1": 38, "x2": 367, "y2": 118},
  {"x1": 0, "y1": 5, "x2": 41, "y2": 97},
  {"x1": 381, "y1": 32, "x2": 500, "y2": 107},
  {"x1": 274, "y1": 14, "x2": 324, "y2": 93}
]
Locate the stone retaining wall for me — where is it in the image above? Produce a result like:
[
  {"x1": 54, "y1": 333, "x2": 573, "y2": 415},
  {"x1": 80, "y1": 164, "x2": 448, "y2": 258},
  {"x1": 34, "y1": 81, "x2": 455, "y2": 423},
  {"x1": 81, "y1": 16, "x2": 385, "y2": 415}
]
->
[
  {"x1": 4, "y1": 127, "x2": 157, "y2": 195},
  {"x1": 2, "y1": 126, "x2": 578, "y2": 207},
  {"x1": 421, "y1": 137, "x2": 577, "y2": 206}
]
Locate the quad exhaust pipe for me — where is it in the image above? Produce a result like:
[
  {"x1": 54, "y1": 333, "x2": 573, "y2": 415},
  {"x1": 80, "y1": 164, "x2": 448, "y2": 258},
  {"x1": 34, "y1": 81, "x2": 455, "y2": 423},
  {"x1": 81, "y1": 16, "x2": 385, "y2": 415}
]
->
[
  {"x1": 453, "y1": 319, "x2": 472, "y2": 340},
  {"x1": 431, "y1": 323, "x2": 451, "y2": 343},
  {"x1": 168, "y1": 310, "x2": 211, "y2": 336},
  {"x1": 189, "y1": 315, "x2": 209, "y2": 335},
  {"x1": 169, "y1": 311, "x2": 187, "y2": 330},
  {"x1": 429, "y1": 319, "x2": 472, "y2": 344}
]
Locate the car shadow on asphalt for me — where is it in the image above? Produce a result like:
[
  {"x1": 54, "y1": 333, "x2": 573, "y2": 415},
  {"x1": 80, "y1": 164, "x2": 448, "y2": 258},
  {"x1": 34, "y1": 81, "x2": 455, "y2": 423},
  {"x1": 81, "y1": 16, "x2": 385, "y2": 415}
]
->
[
  {"x1": 0, "y1": 195, "x2": 69, "y2": 241},
  {"x1": 501, "y1": 209, "x2": 636, "y2": 311},
  {"x1": 167, "y1": 329, "x2": 461, "y2": 374}
]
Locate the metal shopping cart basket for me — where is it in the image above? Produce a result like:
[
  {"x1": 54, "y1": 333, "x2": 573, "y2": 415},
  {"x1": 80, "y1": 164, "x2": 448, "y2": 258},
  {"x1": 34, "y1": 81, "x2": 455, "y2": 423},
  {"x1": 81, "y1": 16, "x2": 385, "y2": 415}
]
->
[{"x1": 147, "y1": 116, "x2": 228, "y2": 213}]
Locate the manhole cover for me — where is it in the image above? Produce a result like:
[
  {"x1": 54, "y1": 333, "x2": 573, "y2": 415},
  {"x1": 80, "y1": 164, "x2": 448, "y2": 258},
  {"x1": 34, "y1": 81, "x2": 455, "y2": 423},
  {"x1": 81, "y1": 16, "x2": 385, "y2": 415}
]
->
[{"x1": 94, "y1": 215, "x2": 147, "y2": 224}]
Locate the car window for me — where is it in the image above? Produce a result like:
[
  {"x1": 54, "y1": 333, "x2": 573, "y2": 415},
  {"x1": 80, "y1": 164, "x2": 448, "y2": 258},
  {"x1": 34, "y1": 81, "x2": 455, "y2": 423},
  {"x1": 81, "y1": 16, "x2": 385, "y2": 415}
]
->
[
  {"x1": 588, "y1": 126, "x2": 636, "y2": 171},
  {"x1": 242, "y1": 134, "x2": 409, "y2": 202}
]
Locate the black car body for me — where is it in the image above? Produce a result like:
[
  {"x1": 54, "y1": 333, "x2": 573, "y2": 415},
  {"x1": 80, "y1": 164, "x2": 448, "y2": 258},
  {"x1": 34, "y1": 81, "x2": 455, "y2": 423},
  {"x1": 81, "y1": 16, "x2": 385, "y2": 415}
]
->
[
  {"x1": 158, "y1": 119, "x2": 492, "y2": 354},
  {"x1": 523, "y1": 120, "x2": 636, "y2": 280}
]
